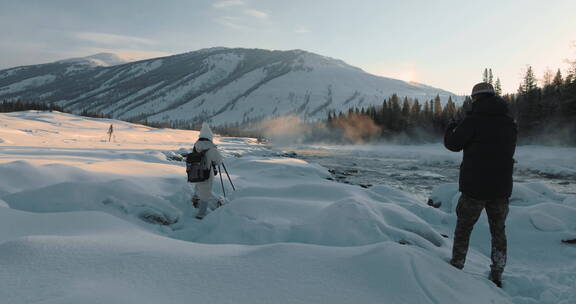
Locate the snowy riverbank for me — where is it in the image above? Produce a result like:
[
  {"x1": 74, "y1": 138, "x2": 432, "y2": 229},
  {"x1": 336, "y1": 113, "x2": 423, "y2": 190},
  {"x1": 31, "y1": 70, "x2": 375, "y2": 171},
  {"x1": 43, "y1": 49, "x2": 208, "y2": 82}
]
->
[{"x1": 0, "y1": 111, "x2": 574, "y2": 303}]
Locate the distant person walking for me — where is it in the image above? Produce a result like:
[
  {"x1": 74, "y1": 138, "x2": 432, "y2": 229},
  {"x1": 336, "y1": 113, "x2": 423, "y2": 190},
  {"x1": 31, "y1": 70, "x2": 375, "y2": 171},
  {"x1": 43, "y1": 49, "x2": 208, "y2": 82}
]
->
[
  {"x1": 107, "y1": 124, "x2": 114, "y2": 142},
  {"x1": 444, "y1": 82, "x2": 517, "y2": 287},
  {"x1": 189, "y1": 123, "x2": 223, "y2": 220}
]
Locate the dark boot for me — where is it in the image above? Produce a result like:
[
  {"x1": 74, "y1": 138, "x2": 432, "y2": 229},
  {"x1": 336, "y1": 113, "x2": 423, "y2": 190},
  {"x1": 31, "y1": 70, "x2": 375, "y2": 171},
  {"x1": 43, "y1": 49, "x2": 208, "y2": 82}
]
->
[
  {"x1": 449, "y1": 259, "x2": 464, "y2": 270},
  {"x1": 489, "y1": 269, "x2": 503, "y2": 288},
  {"x1": 192, "y1": 197, "x2": 199, "y2": 208}
]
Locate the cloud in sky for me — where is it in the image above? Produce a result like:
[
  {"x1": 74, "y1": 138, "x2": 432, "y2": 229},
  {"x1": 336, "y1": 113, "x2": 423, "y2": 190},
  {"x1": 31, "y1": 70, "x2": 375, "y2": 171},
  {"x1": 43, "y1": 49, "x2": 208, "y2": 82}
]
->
[
  {"x1": 212, "y1": 1, "x2": 268, "y2": 31},
  {"x1": 213, "y1": 0, "x2": 244, "y2": 9},
  {"x1": 74, "y1": 32, "x2": 156, "y2": 47},
  {"x1": 215, "y1": 16, "x2": 250, "y2": 30},
  {"x1": 294, "y1": 26, "x2": 310, "y2": 34},
  {"x1": 243, "y1": 9, "x2": 268, "y2": 19}
]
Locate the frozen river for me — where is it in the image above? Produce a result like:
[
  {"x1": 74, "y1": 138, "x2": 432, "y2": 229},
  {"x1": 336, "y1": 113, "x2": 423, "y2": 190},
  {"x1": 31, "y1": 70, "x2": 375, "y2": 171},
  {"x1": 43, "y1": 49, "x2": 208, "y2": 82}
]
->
[{"x1": 285, "y1": 144, "x2": 576, "y2": 202}]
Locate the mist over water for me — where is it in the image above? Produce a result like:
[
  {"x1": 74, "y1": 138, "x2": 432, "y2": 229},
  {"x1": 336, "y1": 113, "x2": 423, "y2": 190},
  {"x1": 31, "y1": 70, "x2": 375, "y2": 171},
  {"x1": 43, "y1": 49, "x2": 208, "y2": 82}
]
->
[
  {"x1": 255, "y1": 114, "x2": 451, "y2": 148},
  {"x1": 330, "y1": 114, "x2": 381, "y2": 143},
  {"x1": 258, "y1": 116, "x2": 312, "y2": 145},
  {"x1": 257, "y1": 115, "x2": 386, "y2": 146}
]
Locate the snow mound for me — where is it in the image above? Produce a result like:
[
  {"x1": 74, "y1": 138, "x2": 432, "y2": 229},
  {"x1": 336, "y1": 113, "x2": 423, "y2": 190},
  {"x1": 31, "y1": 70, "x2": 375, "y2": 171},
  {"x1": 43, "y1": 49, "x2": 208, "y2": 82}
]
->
[
  {"x1": 0, "y1": 161, "x2": 100, "y2": 194},
  {"x1": 4, "y1": 179, "x2": 181, "y2": 226},
  {"x1": 529, "y1": 211, "x2": 566, "y2": 232},
  {"x1": 0, "y1": 199, "x2": 9, "y2": 208},
  {"x1": 0, "y1": 206, "x2": 141, "y2": 243},
  {"x1": 293, "y1": 198, "x2": 446, "y2": 248},
  {"x1": 562, "y1": 196, "x2": 576, "y2": 207}
]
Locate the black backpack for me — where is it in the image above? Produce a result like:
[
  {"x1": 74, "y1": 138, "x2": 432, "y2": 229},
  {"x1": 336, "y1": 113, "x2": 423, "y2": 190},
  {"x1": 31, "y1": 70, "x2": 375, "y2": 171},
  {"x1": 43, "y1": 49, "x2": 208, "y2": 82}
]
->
[{"x1": 186, "y1": 147, "x2": 211, "y2": 182}]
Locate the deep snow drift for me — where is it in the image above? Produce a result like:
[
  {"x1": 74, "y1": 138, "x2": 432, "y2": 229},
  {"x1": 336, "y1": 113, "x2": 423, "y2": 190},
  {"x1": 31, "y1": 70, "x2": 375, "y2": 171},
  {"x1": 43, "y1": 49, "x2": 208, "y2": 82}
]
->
[{"x1": 0, "y1": 111, "x2": 574, "y2": 304}]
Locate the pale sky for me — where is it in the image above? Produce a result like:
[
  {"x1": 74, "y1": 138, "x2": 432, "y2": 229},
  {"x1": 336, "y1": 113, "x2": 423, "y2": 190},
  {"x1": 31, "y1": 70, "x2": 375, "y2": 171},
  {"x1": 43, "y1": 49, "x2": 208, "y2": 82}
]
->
[{"x1": 1, "y1": 0, "x2": 575, "y2": 94}]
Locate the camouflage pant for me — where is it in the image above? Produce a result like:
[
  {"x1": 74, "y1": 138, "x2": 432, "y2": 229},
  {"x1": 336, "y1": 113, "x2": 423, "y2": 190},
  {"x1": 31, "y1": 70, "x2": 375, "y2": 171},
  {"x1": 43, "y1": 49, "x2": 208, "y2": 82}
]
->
[{"x1": 451, "y1": 194, "x2": 509, "y2": 274}]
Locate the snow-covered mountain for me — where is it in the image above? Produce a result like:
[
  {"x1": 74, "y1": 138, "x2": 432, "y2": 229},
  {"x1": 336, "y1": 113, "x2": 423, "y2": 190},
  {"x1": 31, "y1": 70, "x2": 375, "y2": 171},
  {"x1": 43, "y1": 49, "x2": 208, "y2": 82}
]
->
[{"x1": 0, "y1": 48, "x2": 460, "y2": 126}]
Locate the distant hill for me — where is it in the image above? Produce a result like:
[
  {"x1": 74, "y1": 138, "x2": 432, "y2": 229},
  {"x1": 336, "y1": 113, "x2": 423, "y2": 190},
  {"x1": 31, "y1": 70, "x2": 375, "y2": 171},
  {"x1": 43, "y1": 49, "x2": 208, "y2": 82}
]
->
[{"x1": 0, "y1": 48, "x2": 460, "y2": 126}]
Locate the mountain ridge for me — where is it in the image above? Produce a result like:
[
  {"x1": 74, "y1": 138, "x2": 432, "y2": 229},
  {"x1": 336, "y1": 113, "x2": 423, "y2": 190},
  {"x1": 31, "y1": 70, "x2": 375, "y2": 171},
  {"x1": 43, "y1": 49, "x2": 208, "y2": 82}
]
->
[
  {"x1": 56, "y1": 53, "x2": 133, "y2": 67},
  {"x1": 0, "y1": 47, "x2": 461, "y2": 126}
]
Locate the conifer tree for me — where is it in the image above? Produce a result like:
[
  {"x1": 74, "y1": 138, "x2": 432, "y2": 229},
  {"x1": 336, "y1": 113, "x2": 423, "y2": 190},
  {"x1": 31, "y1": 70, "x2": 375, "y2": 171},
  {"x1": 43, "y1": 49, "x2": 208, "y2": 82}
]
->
[
  {"x1": 542, "y1": 68, "x2": 554, "y2": 87},
  {"x1": 411, "y1": 99, "x2": 421, "y2": 116},
  {"x1": 565, "y1": 74, "x2": 573, "y2": 86},
  {"x1": 433, "y1": 95, "x2": 442, "y2": 117},
  {"x1": 423, "y1": 101, "x2": 431, "y2": 118},
  {"x1": 568, "y1": 58, "x2": 576, "y2": 83},
  {"x1": 459, "y1": 96, "x2": 473, "y2": 119},
  {"x1": 552, "y1": 69, "x2": 563, "y2": 89},
  {"x1": 389, "y1": 94, "x2": 402, "y2": 131},
  {"x1": 495, "y1": 78, "x2": 502, "y2": 95},
  {"x1": 401, "y1": 98, "x2": 411, "y2": 117},
  {"x1": 443, "y1": 97, "x2": 457, "y2": 119},
  {"x1": 516, "y1": 66, "x2": 541, "y2": 136},
  {"x1": 520, "y1": 66, "x2": 538, "y2": 93}
]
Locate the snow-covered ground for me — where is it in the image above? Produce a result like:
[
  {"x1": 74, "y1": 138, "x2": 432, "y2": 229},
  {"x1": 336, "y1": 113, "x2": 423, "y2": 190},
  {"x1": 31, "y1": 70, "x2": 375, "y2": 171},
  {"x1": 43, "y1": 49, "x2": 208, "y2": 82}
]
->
[{"x1": 0, "y1": 111, "x2": 574, "y2": 304}]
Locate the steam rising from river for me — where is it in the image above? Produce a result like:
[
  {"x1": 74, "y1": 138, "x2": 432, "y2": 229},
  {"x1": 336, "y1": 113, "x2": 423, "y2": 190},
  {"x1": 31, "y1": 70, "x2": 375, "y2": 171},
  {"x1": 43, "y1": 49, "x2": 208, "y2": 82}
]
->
[{"x1": 257, "y1": 114, "x2": 381, "y2": 146}]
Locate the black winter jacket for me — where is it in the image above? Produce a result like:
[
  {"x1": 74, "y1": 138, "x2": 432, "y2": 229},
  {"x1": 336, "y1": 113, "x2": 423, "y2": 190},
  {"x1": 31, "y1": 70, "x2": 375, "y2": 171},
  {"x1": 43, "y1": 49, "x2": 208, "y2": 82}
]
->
[{"x1": 444, "y1": 95, "x2": 517, "y2": 200}]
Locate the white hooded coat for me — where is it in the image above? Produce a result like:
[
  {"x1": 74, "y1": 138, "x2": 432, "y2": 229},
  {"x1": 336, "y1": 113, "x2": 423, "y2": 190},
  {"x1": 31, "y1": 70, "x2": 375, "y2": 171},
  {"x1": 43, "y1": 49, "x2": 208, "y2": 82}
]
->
[{"x1": 193, "y1": 124, "x2": 223, "y2": 203}]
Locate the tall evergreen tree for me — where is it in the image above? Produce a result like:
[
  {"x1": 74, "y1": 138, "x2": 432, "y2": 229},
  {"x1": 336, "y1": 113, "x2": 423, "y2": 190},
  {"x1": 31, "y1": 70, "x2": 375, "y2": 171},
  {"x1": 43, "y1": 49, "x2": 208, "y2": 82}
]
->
[
  {"x1": 389, "y1": 94, "x2": 402, "y2": 131},
  {"x1": 423, "y1": 100, "x2": 431, "y2": 119},
  {"x1": 442, "y1": 97, "x2": 457, "y2": 123},
  {"x1": 459, "y1": 96, "x2": 473, "y2": 118},
  {"x1": 552, "y1": 69, "x2": 563, "y2": 89},
  {"x1": 568, "y1": 58, "x2": 576, "y2": 83},
  {"x1": 401, "y1": 98, "x2": 411, "y2": 117},
  {"x1": 542, "y1": 68, "x2": 554, "y2": 87},
  {"x1": 516, "y1": 66, "x2": 542, "y2": 136},
  {"x1": 565, "y1": 74, "x2": 573, "y2": 86},
  {"x1": 495, "y1": 78, "x2": 502, "y2": 95},
  {"x1": 411, "y1": 99, "x2": 421, "y2": 116},
  {"x1": 433, "y1": 95, "x2": 442, "y2": 117},
  {"x1": 520, "y1": 66, "x2": 538, "y2": 93}
]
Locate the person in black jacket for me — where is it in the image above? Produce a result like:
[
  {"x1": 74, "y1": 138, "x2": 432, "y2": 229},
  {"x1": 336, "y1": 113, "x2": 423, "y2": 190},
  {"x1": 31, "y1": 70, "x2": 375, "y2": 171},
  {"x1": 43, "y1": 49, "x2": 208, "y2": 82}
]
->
[{"x1": 444, "y1": 82, "x2": 517, "y2": 288}]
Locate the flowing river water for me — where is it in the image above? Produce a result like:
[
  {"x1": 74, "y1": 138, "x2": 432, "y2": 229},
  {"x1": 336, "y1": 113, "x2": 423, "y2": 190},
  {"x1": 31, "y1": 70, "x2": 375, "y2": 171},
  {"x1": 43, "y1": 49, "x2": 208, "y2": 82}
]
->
[{"x1": 281, "y1": 144, "x2": 576, "y2": 203}]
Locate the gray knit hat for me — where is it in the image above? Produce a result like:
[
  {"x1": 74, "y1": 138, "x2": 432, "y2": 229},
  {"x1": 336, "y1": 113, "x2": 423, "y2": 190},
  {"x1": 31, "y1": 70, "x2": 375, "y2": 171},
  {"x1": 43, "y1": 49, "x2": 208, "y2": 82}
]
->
[{"x1": 471, "y1": 82, "x2": 495, "y2": 96}]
